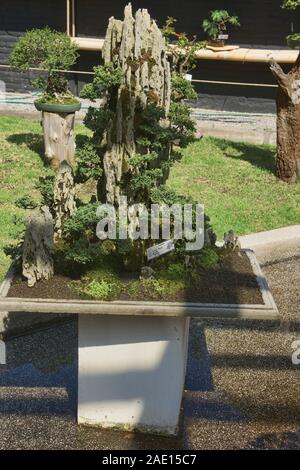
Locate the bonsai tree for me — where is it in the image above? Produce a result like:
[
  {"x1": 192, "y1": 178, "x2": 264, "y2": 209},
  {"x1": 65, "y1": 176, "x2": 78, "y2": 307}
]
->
[
  {"x1": 162, "y1": 16, "x2": 206, "y2": 75},
  {"x1": 10, "y1": 28, "x2": 80, "y2": 169},
  {"x1": 268, "y1": 0, "x2": 300, "y2": 182},
  {"x1": 284, "y1": 0, "x2": 300, "y2": 47},
  {"x1": 202, "y1": 10, "x2": 240, "y2": 45},
  {"x1": 68, "y1": 4, "x2": 213, "y2": 277},
  {"x1": 9, "y1": 27, "x2": 79, "y2": 105},
  {"x1": 20, "y1": 4, "x2": 219, "y2": 299}
]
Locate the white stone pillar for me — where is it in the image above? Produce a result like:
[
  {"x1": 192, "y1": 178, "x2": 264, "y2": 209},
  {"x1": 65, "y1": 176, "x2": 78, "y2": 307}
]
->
[{"x1": 78, "y1": 314, "x2": 190, "y2": 435}]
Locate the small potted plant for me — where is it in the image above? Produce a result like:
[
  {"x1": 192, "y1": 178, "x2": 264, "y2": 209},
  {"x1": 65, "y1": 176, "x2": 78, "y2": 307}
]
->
[
  {"x1": 286, "y1": 33, "x2": 300, "y2": 48},
  {"x1": 202, "y1": 10, "x2": 240, "y2": 47},
  {"x1": 10, "y1": 27, "x2": 80, "y2": 168}
]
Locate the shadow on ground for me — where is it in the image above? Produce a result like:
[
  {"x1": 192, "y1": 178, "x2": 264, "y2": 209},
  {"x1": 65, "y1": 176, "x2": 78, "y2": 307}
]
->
[
  {"x1": 6, "y1": 133, "x2": 44, "y2": 162},
  {"x1": 212, "y1": 138, "x2": 276, "y2": 174},
  {"x1": 0, "y1": 313, "x2": 299, "y2": 450}
]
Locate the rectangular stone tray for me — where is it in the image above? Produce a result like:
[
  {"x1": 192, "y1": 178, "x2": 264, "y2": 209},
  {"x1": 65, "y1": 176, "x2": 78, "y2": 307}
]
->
[{"x1": 0, "y1": 249, "x2": 279, "y2": 320}]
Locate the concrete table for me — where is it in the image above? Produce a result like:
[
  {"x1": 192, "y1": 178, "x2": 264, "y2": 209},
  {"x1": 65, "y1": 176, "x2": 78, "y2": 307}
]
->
[{"x1": 78, "y1": 314, "x2": 189, "y2": 434}]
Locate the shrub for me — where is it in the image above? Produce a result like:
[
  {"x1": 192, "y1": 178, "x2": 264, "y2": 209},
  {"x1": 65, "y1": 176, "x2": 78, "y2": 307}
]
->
[
  {"x1": 35, "y1": 175, "x2": 55, "y2": 212},
  {"x1": 74, "y1": 137, "x2": 103, "y2": 184},
  {"x1": 81, "y1": 63, "x2": 123, "y2": 100},
  {"x1": 171, "y1": 73, "x2": 198, "y2": 102},
  {"x1": 196, "y1": 247, "x2": 219, "y2": 269},
  {"x1": 63, "y1": 203, "x2": 99, "y2": 240},
  {"x1": 64, "y1": 239, "x2": 100, "y2": 266},
  {"x1": 15, "y1": 195, "x2": 38, "y2": 209}
]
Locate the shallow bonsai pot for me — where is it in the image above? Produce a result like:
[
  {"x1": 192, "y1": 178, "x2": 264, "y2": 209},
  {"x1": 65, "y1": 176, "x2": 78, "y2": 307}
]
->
[
  {"x1": 286, "y1": 36, "x2": 300, "y2": 49},
  {"x1": 34, "y1": 99, "x2": 81, "y2": 114},
  {"x1": 0, "y1": 250, "x2": 279, "y2": 323},
  {"x1": 208, "y1": 39, "x2": 225, "y2": 47}
]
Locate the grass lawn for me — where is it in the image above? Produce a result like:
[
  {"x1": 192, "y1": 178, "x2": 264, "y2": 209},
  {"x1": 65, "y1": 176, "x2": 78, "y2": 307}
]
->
[
  {"x1": 0, "y1": 115, "x2": 300, "y2": 281},
  {"x1": 169, "y1": 137, "x2": 300, "y2": 238}
]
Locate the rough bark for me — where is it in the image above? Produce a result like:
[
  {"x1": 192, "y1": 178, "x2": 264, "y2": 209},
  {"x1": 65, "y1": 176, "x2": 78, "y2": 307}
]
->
[
  {"x1": 42, "y1": 111, "x2": 76, "y2": 169},
  {"x1": 22, "y1": 206, "x2": 54, "y2": 287},
  {"x1": 270, "y1": 53, "x2": 300, "y2": 182},
  {"x1": 101, "y1": 3, "x2": 171, "y2": 204},
  {"x1": 53, "y1": 161, "x2": 76, "y2": 239}
]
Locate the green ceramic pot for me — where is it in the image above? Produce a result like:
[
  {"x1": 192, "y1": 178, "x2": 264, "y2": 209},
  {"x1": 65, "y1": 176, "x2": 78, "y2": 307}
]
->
[{"x1": 34, "y1": 99, "x2": 81, "y2": 114}]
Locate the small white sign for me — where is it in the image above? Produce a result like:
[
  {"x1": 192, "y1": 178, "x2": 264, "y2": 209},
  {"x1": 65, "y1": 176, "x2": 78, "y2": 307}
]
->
[
  {"x1": 147, "y1": 240, "x2": 175, "y2": 261},
  {"x1": 218, "y1": 34, "x2": 228, "y2": 40},
  {"x1": 185, "y1": 74, "x2": 193, "y2": 82}
]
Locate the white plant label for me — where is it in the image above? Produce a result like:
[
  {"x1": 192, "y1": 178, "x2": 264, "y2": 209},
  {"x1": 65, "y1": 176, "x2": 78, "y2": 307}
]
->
[
  {"x1": 147, "y1": 240, "x2": 175, "y2": 261},
  {"x1": 218, "y1": 34, "x2": 228, "y2": 40}
]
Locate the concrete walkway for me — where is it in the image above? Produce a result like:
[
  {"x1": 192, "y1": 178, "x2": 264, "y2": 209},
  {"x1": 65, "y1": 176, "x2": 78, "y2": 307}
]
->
[
  {"x1": 0, "y1": 254, "x2": 299, "y2": 450},
  {"x1": 0, "y1": 92, "x2": 276, "y2": 145}
]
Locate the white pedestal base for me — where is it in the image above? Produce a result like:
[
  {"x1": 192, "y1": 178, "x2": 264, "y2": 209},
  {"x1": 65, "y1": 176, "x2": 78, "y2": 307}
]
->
[{"x1": 78, "y1": 315, "x2": 190, "y2": 435}]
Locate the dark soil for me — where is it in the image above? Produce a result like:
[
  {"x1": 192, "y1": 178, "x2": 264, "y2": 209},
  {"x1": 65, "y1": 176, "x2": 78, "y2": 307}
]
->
[{"x1": 8, "y1": 252, "x2": 263, "y2": 304}]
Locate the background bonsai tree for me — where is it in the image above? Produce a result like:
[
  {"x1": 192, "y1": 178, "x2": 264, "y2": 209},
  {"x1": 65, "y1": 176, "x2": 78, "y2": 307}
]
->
[
  {"x1": 161, "y1": 16, "x2": 206, "y2": 75},
  {"x1": 202, "y1": 10, "x2": 240, "y2": 45},
  {"x1": 268, "y1": 0, "x2": 300, "y2": 182},
  {"x1": 9, "y1": 27, "x2": 79, "y2": 105}
]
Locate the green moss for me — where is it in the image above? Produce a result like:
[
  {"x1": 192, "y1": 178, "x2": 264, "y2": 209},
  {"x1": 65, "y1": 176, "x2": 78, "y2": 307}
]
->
[
  {"x1": 127, "y1": 278, "x2": 185, "y2": 300},
  {"x1": 82, "y1": 265, "x2": 120, "y2": 284},
  {"x1": 36, "y1": 96, "x2": 80, "y2": 105},
  {"x1": 82, "y1": 279, "x2": 120, "y2": 300}
]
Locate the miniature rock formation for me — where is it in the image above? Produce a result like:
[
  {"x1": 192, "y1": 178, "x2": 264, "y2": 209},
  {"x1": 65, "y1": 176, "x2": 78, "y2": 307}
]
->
[
  {"x1": 53, "y1": 161, "x2": 76, "y2": 239},
  {"x1": 101, "y1": 3, "x2": 171, "y2": 204},
  {"x1": 224, "y1": 230, "x2": 241, "y2": 253},
  {"x1": 140, "y1": 266, "x2": 155, "y2": 280},
  {"x1": 42, "y1": 111, "x2": 76, "y2": 169},
  {"x1": 22, "y1": 206, "x2": 54, "y2": 287}
]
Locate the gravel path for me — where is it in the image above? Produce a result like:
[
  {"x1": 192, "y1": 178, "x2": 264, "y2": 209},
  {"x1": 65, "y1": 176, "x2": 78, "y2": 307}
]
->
[
  {"x1": 0, "y1": 257, "x2": 299, "y2": 450},
  {"x1": 195, "y1": 109, "x2": 276, "y2": 145}
]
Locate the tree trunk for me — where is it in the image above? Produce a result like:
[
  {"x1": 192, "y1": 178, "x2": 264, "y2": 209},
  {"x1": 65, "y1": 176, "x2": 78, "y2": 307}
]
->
[
  {"x1": 42, "y1": 111, "x2": 76, "y2": 169},
  {"x1": 101, "y1": 3, "x2": 171, "y2": 205},
  {"x1": 22, "y1": 206, "x2": 54, "y2": 287},
  {"x1": 270, "y1": 54, "x2": 300, "y2": 182}
]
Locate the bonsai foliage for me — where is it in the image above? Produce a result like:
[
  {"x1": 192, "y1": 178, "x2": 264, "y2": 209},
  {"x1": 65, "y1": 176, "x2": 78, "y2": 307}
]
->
[
  {"x1": 282, "y1": 0, "x2": 300, "y2": 8},
  {"x1": 9, "y1": 28, "x2": 79, "y2": 103},
  {"x1": 162, "y1": 17, "x2": 206, "y2": 74},
  {"x1": 202, "y1": 10, "x2": 240, "y2": 40}
]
